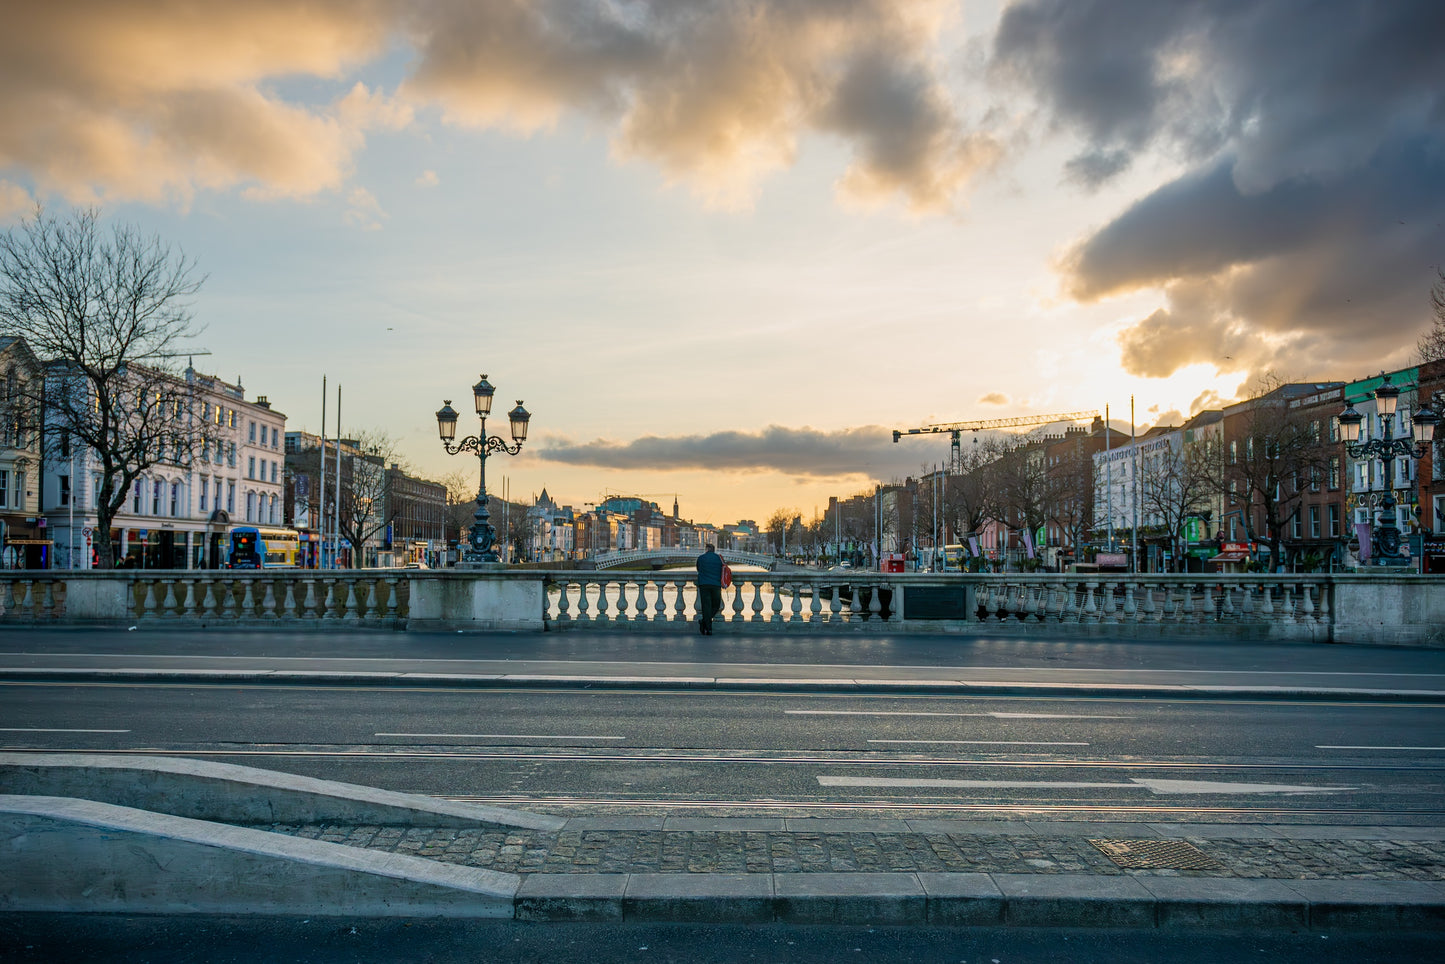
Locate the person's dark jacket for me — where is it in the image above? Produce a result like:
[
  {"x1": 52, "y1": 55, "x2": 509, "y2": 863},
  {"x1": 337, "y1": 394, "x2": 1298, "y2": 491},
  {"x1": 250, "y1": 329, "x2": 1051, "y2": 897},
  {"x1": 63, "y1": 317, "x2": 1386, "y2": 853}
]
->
[{"x1": 695, "y1": 549, "x2": 724, "y2": 587}]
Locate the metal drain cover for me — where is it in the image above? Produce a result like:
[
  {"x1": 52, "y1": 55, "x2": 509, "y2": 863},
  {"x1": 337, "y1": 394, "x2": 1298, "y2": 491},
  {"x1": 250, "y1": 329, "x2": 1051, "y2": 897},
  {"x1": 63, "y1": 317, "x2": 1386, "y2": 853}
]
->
[{"x1": 1089, "y1": 839, "x2": 1224, "y2": 871}]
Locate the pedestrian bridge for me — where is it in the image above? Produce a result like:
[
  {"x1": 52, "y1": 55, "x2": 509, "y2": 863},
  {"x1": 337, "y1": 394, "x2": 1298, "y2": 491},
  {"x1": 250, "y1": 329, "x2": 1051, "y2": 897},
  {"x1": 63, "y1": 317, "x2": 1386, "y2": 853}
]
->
[{"x1": 591, "y1": 548, "x2": 804, "y2": 571}]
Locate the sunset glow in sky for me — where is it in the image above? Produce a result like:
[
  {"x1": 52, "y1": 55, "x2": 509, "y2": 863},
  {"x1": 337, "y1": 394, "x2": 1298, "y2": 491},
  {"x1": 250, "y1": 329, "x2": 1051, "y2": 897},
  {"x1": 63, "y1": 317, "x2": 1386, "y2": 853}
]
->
[{"x1": 2, "y1": 1, "x2": 1441, "y2": 523}]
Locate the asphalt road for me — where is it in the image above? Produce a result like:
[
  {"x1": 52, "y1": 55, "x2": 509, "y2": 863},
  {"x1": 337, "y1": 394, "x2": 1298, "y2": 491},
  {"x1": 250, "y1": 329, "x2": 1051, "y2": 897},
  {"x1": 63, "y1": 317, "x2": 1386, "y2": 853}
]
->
[
  {"x1": 3, "y1": 916, "x2": 1441, "y2": 964},
  {"x1": 4, "y1": 683, "x2": 1442, "y2": 822}
]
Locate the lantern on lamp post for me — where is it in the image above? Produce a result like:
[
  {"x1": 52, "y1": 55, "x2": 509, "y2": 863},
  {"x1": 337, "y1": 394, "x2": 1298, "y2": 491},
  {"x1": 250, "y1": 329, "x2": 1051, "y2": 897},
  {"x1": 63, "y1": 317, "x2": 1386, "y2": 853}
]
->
[{"x1": 436, "y1": 375, "x2": 531, "y2": 564}]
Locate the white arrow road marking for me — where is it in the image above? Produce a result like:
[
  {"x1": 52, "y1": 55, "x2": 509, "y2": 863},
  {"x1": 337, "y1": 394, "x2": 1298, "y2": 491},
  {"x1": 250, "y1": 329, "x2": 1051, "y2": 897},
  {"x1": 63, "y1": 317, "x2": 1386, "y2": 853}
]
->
[
  {"x1": 786, "y1": 710, "x2": 1126, "y2": 719},
  {"x1": 1317, "y1": 745, "x2": 1445, "y2": 751},
  {"x1": 0, "y1": 727, "x2": 130, "y2": 733},
  {"x1": 375, "y1": 733, "x2": 625, "y2": 740},
  {"x1": 867, "y1": 745, "x2": 1086, "y2": 751},
  {"x1": 817, "y1": 776, "x2": 1356, "y2": 795}
]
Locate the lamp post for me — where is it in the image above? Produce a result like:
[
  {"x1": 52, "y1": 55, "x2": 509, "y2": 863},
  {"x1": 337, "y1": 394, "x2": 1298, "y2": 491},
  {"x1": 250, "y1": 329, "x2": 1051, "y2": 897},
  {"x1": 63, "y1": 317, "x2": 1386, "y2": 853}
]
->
[
  {"x1": 436, "y1": 375, "x2": 531, "y2": 565},
  {"x1": 1336, "y1": 373, "x2": 1438, "y2": 566}
]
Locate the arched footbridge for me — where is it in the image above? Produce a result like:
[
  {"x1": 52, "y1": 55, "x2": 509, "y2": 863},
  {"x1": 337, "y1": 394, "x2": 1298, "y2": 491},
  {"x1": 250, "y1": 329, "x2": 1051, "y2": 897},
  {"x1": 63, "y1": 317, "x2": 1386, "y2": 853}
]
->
[{"x1": 591, "y1": 548, "x2": 809, "y2": 572}]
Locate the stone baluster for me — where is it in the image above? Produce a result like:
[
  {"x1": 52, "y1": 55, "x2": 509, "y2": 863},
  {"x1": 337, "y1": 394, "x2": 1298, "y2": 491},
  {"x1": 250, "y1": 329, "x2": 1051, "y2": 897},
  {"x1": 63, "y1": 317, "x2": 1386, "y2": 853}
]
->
[
  {"x1": 1141, "y1": 583, "x2": 1157, "y2": 621},
  {"x1": 632, "y1": 580, "x2": 650, "y2": 623},
  {"x1": 848, "y1": 584, "x2": 864, "y2": 621},
  {"x1": 576, "y1": 580, "x2": 592, "y2": 622},
  {"x1": 343, "y1": 581, "x2": 359, "y2": 621},
  {"x1": 790, "y1": 583, "x2": 804, "y2": 622},
  {"x1": 281, "y1": 580, "x2": 297, "y2": 619},
  {"x1": 1122, "y1": 583, "x2": 1136, "y2": 621},
  {"x1": 614, "y1": 579, "x2": 632, "y2": 623},
  {"x1": 364, "y1": 580, "x2": 380, "y2": 620},
  {"x1": 809, "y1": 584, "x2": 823, "y2": 622},
  {"x1": 161, "y1": 580, "x2": 178, "y2": 617},
  {"x1": 1259, "y1": 581, "x2": 1275, "y2": 621},
  {"x1": 237, "y1": 579, "x2": 254, "y2": 619},
  {"x1": 1101, "y1": 580, "x2": 1117, "y2": 620},
  {"x1": 321, "y1": 581, "x2": 336, "y2": 620},
  {"x1": 729, "y1": 582, "x2": 745, "y2": 624},
  {"x1": 201, "y1": 579, "x2": 217, "y2": 618},
  {"x1": 1082, "y1": 581, "x2": 1098, "y2": 620},
  {"x1": 1220, "y1": 583, "x2": 1235, "y2": 621},
  {"x1": 672, "y1": 581, "x2": 689, "y2": 622},
  {"x1": 653, "y1": 581, "x2": 668, "y2": 622},
  {"x1": 1282, "y1": 583, "x2": 1297, "y2": 624},
  {"x1": 1300, "y1": 583, "x2": 1315, "y2": 622},
  {"x1": 300, "y1": 580, "x2": 317, "y2": 619},
  {"x1": 595, "y1": 581, "x2": 611, "y2": 624},
  {"x1": 259, "y1": 580, "x2": 277, "y2": 619},
  {"x1": 1315, "y1": 582, "x2": 1329, "y2": 624},
  {"x1": 744, "y1": 581, "x2": 760, "y2": 623},
  {"x1": 829, "y1": 584, "x2": 844, "y2": 622},
  {"x1": 553, "y1": 581, "x2": 571, "y2": 623},
  {"x1": 771, "y1": 582, "x2": 785, "y2": 623}
]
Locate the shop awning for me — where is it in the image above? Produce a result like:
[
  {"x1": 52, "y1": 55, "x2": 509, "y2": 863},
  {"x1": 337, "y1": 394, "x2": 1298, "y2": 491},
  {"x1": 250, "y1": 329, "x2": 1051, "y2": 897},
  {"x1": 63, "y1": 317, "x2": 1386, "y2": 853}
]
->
[
  {"x1": 4, "y1": 538, "x2": 54, "y2": 545},
  {"x1": 1208, "y1": 552, "x2": 1248, "y2": 563}
]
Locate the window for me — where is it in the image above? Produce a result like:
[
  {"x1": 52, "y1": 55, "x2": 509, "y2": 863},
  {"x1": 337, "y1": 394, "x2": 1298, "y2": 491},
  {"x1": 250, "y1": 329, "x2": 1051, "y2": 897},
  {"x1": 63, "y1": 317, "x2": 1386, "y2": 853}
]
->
[
  {"x1": 214, "y1": 479, "x2": 222, "y2": 514},
  {"x1": 226, "y1": 482, "x2": 235, "y2": 514},
  {"x1": 1328, "y1": 504, "x2": 1340, "y2": 537},
  {"x1": 1246, "y1": 437, "x2": 1255, "y2": 461},
  {"x1": 199, "y1": 476, "x2": 209, "y2": 512},
  {"x1": 152, "y1": 479, "x2": 162, "y2": 515},
  {"x1": 269, "y1": 494, "x2": 278, "y2": 525},
  {"x1": 1291, "y1": 513, "x2": 1302, "y2": 539},
  {"x1": 59, "y1": 475, "x2": 70, "y2": 506},
  {"x1": 133, "y1": 481, "x2": 143, "y2": 514},
  {"x1": 270, "y1": 461, "x2": 278, "y2": 484},
  {"x1": 248, "y1": 421, "x2": 256, "y2": 442},
  {"x1": 1229, "y1": 440, "x2": 1237, "y2": 464},
  {"x1": 0, "y1": 469, "x2": 7, "y2": 508},
  {"x1": 228, "y1": 410, "x2": 237, "y2": 428},
  {"x1": 1309, "y1": 465, "x2": 1320, "y2": 493},
  {"x1": 246, "y1": 492, "x2": 256, "y2": 522},
  {"x1": 170, "y1": 481, "x2": 180, "y2": 516},
  {"x1": 248, "y1": 456, "x2": 255, "y2": 479},
  {"x1": 60, "y1": 431, "x2": 70, "y2": 458},
  {"x1": 1309, "y1": 505, "x2": 1320, "y2": 538},
  {"x1": 271, "y1": 427, "x2": 279, "y2": 447},
  {"x1": 228, "y1": 442, "x2": 236, "y2": 467},
  {"x1": 12, "y1": 471, "x2": 23, "y2": 510},
  {"x1": 202, "y1": 403, "x2": 211, "y2": 422},
  {"x1": 1329, "y1": 456, "x2": 1340, "y2": 490}
]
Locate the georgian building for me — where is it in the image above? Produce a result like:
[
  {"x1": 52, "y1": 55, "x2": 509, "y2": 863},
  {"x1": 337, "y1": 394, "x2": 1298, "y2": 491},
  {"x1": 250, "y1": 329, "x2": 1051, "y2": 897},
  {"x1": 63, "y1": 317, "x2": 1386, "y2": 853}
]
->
[
  {"x1": 29, "y1": 361, "x2": 285, "y2": 569},
  {"x1": 1, "y1": 337, "x2": 44, "y2": 567}
]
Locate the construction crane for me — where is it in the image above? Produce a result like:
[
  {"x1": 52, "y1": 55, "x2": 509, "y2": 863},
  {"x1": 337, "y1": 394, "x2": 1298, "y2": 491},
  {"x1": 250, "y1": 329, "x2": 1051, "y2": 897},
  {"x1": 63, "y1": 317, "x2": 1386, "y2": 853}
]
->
[{"x1": 893, "y1": 411, "x2": 1098, "y2": 473}]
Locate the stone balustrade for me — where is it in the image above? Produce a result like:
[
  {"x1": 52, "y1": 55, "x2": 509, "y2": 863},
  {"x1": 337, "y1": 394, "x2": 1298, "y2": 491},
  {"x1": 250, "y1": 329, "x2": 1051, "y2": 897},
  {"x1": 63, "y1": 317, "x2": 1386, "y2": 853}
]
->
[{"x1": 1, "y1": 569, "x2": 1440, "y2": 647}]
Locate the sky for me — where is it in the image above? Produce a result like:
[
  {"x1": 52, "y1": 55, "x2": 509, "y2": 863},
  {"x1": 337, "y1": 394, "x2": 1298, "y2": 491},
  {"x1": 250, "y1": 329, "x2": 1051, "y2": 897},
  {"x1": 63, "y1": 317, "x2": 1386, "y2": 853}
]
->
[{"x1": 1, "y1": 0, "x2": 1441, "y2": 525}]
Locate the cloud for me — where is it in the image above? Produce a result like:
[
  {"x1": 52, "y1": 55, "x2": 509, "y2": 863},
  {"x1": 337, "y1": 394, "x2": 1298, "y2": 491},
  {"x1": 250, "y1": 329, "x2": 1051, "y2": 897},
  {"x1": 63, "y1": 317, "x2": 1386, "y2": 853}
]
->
[
  {"x1": 977, "y1": 392, "x2": 1009, "y2": 405},
  {"x1": 399, "y1": 0, "x2": 991, "y2": 211},
  {"x1": 998, "y1": 0, "x2": 1445, "y2": 380},
  {"x1": 0, "y1": 2, "x2": 399, "y2": 205},
  {"x1": 0, "y1": 181, "x2": 33, "y2": 221},
  {"x1": 415, "y1": 170, "x2": 440, "y2": 188},
  {"x1": 343, "y1": 187, "x2": 387, "y2": 230},
  {"x1": 537, "y1": 424, "x2": 934, "y2": 479}
]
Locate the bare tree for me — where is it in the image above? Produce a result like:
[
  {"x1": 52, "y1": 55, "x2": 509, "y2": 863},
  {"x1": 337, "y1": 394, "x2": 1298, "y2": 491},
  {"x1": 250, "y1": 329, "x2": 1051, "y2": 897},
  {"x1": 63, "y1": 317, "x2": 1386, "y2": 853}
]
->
[
  {"x1": 0, "y1": 206, "x2": 212, "y2": 568},
  {"x1": 1226, "y1": 375, "x2": 1334, "y2": 569},
  {"x1": 1138, "y1": 442, "x2": 1216, "y2": 571},
  {"x1": 941, "y1": 440, "x2": 996, "y2": 548},
  {"x1": 1046, "y1": 440, "x2": 1096, "y2": 562},
  {"x1": 335, "y1": 430, "x2": 406, "y2": 567},
  {"x1": 1419, "y1": 267, "x2": 1445, "y2": 364}
]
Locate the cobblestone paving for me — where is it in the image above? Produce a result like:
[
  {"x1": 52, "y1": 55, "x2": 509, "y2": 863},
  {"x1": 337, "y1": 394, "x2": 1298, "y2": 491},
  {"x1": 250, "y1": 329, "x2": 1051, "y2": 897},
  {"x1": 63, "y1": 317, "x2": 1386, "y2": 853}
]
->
[{"x1": 252, "y1": 824, "x2": 1445, "y2": 880}]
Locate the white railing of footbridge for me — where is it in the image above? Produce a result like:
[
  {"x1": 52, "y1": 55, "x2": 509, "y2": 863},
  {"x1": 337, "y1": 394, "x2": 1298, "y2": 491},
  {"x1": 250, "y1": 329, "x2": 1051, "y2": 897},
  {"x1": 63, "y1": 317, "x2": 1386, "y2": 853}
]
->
[{"x1": 591, "y1": 549, "x2": 784, "y2": 570}]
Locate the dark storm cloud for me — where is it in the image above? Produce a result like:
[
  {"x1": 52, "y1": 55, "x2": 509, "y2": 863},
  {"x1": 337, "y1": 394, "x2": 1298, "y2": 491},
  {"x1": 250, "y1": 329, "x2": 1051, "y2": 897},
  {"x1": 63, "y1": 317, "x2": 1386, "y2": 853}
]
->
[
  {"x1": 536, "y1": 425, "x2": 938, "y2": 478},
  {"x1": 995, "y1": 0, "x2": 1445, "y2": 378}
]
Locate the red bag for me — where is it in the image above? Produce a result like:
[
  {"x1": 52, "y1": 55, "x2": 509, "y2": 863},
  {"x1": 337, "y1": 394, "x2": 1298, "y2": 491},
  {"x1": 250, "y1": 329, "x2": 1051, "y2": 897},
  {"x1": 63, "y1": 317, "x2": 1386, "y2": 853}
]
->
[{"x1": 721, "y1": 564, "x2": 733, "y2": 588}]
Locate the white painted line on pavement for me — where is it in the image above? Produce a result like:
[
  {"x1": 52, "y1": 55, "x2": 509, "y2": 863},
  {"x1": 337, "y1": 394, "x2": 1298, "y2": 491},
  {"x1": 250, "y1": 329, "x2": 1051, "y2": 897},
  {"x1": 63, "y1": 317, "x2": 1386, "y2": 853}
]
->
[
  {"x1": 861, "y1": 745, "x2": 1086, "y2": 751},
  {"x1": 375, "y1": 732, "x2": 625, "y2": 740},
  {"x1": 787, "y1": 710, "x2": 1124, "y2": 720},
  {"x1": 0, "y1": 727, "x2": 130, "y2": 733},
  {"x1": 1316, "y1": 745, "x2": 1445, "y2": 751},
  {"x1": 818, "y1": 776, "x2": 1356, "y2": 795}
]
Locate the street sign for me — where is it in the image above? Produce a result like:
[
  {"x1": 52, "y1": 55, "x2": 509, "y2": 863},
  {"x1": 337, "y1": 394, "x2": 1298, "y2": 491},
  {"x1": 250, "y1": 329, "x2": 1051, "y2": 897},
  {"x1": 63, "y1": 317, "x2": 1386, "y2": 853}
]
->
[{"x1": 82, "y1": 527, "x2": 92, "y2": 536}]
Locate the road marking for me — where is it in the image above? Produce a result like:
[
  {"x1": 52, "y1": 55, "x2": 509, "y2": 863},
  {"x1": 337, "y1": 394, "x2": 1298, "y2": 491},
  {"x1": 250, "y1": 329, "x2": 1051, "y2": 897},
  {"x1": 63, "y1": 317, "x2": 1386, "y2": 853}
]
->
[
  {"x1": 375, "y1": 732, "x2": 625, "y2": 740},
  {"x1": 1317, "y1": 745, "x2": 1445, "y2": 751},
  {"x1": 786, "y1": 710, "x2": 1125, "y2": 719},
  {"x1": 817, "y1": 776, "x2": 1355, "y2": 795},
  {"x1": 861, "y1": 745, "x2": 1086, "y2": 751},
  {"x1": 0, "y1": 727, "x2": 130, "y2": 733}
]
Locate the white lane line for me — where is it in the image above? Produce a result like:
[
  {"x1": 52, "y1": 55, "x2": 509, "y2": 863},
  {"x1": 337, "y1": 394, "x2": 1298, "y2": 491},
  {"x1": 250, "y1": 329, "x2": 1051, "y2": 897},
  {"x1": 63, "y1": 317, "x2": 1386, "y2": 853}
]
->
[
  {"x1": 0, "y1": 727, "x2": 130, "y2": 733},
  {"x1": 375, "y1": 732, "x2": 624, "y2": 740},
  {"x1": 861, "y1": 745, "x2": 1086, "y2": 751},
  {"x1": 786, "y1": 710, "x2": 1124, "y2": 719},
  {"x1": 1317, "y1": 745, "x2": 1445, "y2": 751},
  {"x1": 818, "y1": 776, "x2": 1355, "y2": 795}
]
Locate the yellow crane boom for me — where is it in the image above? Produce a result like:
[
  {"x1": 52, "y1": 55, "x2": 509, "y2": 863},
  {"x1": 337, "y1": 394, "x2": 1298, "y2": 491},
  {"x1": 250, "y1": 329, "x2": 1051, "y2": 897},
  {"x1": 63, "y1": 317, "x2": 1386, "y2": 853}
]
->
[{"x1": 892, "y1": 410, "x2": 1098, "y2": 472}]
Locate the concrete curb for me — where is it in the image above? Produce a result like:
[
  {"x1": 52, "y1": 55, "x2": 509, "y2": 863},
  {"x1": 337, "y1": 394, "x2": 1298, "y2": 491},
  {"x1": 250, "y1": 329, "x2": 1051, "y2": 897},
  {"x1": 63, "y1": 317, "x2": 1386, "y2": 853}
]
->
[
  {"x1": 1, "y1": 668, "x2": 1441, "y2": 702},
  {"x1": 0, "y1": 795, "x2": 517, "y2": 917},
  {"x1": 0, "y1": 753, "x2": 564, "y2": 832}
]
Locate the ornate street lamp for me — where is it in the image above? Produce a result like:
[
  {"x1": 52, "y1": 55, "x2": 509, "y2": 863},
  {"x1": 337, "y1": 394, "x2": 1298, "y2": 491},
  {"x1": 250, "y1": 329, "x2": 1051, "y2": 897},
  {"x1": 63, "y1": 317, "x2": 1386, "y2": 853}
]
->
[
  {"x1": 436, "y1": 375, "x2": 531, "y2": 564},
  {"x1": 1335, "y1": 373, "x2": 1436, "y2": 566}
]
